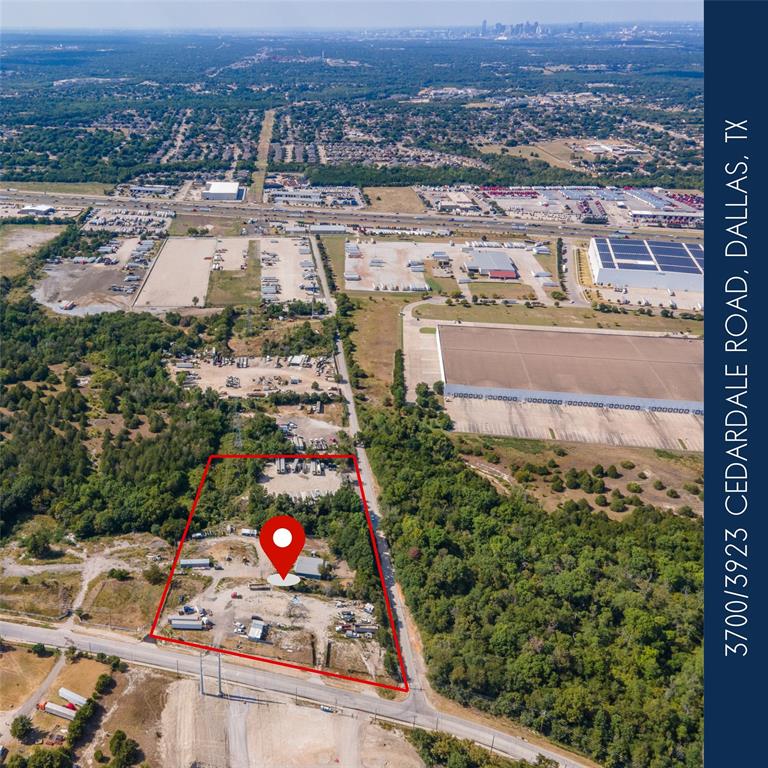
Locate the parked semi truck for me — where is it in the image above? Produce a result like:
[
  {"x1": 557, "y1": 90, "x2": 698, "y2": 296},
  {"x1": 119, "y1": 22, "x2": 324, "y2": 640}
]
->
[{"x1": 37, "y1": 701, "x2": 76, "y2": 721}]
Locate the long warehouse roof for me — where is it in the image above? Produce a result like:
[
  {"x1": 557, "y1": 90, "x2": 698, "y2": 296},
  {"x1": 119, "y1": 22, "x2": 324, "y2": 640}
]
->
[{"x1": 593, "y1": 237, "x2": 704, "y2": 275}]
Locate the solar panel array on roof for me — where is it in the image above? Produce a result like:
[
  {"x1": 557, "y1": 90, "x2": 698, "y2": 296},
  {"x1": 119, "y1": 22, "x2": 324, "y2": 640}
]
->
[{"x1": 595, "y1": 238, "x2": 704, "y2": 275}]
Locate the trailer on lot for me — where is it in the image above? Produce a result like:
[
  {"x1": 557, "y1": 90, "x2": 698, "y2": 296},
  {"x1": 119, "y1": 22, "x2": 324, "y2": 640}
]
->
[
  {"x1": 58, "y1": 687, "x2": 88, "y2": 708},
  {"x1": 169, "y1": 616, "x2": 211, "y2": 630},
  {"x1": 38, "y1": 701, "x2": 76, "y2": 721}
]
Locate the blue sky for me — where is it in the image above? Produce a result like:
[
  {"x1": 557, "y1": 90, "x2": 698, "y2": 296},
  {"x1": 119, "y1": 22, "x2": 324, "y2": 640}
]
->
[{"x1": 2, "y1": 1, "x2": 704, "y2": 31}]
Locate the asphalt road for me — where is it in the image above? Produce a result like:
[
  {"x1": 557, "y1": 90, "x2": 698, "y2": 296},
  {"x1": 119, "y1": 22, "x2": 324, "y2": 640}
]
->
[{"x1": 0, "y1": 620, "x2": 590, "y2": 768}]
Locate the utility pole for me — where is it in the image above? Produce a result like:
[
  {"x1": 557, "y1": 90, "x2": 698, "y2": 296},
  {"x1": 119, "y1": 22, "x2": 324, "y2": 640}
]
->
[{"x1": 199, "y1": 653, "x2": 205, "y2": 695}]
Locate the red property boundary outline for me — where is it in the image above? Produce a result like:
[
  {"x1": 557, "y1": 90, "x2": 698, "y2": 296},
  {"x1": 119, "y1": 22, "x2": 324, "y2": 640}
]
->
[{"x1": 148, "y1": 453, "x2": 410, "y2": 693}]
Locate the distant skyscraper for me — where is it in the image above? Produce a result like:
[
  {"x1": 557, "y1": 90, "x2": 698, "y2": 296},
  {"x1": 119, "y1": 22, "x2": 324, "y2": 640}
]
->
[{"x1": 481, "y1": 19, "x2": 488, "y2": 36}]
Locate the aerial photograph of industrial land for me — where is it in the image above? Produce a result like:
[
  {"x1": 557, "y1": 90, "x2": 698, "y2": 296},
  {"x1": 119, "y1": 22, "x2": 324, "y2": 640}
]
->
[{"x1": 0, "y1": 1, "x2": 703, "y2": 767}]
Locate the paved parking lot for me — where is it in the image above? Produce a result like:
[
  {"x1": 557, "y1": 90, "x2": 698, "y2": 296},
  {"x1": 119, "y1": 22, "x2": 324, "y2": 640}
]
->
[
  {"x1": 446, "y1": 396, "x2": 703, "y2": 450},
  {"x1": 261, "y1": 237, "x2": 323, "y2": 303}
]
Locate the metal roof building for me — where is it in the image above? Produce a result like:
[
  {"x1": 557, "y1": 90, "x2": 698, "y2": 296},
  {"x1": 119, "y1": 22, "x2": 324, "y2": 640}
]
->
[
  {"x1": 588, "y1": 237, "x2": 703, "y2": 292},
  {"x1": 19, "y1": 204, "x2": 55, "y2": 216},
  {"x1": 295, "y1": 555, "x2": 324, "y2": 579},
  {"x1": 178, "y1": 558, "x2": 211, "y2": 569},
  {"x1": 464, "y1": 251, "x2": 518, "y2": 277},
  {"x1": 248, "y1": 619, "x2": 267, "y2": 641}
]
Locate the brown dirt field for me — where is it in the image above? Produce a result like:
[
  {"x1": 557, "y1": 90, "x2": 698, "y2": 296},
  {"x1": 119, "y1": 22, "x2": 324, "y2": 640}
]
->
[
  {"x1": 93, "y1": 668, "x2": 172, "y2": 766},
  {"x1": 455, "y1": 435, "x2": 703, "y2": 516},
  {"x1": 0, "y1": 644, "x2": 59, "y2": 711},
  {"x1": 0, "y1": 224, "x2": 65, "y2": 278},
  {"x1": 0, "y1": 572, "x2": 81, "y2": 618},
  {"x1": 220, "y1": 627, "x2": 316, "y2": 668},
  {"x1": 328, "y1": 640, "x2": 369, "y2": 676},
  {"x1": 363, "y1": 187, "x2": 426, "y2": 213}
]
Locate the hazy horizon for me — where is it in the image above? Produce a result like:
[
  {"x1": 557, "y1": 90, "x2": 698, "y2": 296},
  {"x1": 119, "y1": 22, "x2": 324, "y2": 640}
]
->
[{"x1": 2, "y1": 0, "x2": 704, "y2": 31}]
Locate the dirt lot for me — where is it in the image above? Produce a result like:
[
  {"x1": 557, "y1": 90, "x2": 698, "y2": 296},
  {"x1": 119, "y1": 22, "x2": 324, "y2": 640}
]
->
[
  {"x1": 166, "y1": 522, "x2": 387, "y2": 681},
  {"x1": 0, "y1": 224, "x2": 65, "y2": 278},
  {"x1": 134, "y1": 236, "x2": 214, "y2": 308},
  {"x1": 171, "y1": 356, "x2": 338, "y2": 398},
  {"x1": 206, "y1": 239, "x2": 261, "y2": 306},
  {"x1": 363, "y1": 187, "x2": 426, "y2": 213},
  {"x1": 261, "y1": 463, "x2": 345, "y2": 498},
  {"x1": 0, "y1": 644, "x2": 59, "y2": 711},
  {"x1": 31, "y1": 237, "x2": 141, "y2": 315},
  {"x1": 456, "y1": 435, "x2": 704, "y2": 516},
  {"x1": 159, "y1": 679, "x2": 423, "y2": 768},
  {"x1": 480, "y1": 139, "x2": 584, "y2": 171},
  {"x1": 91, "y1": 667, "x2": 172, "y2": 767},
  {"x1": 0, "y1": 571, "x2": 81, "y2": 618}
]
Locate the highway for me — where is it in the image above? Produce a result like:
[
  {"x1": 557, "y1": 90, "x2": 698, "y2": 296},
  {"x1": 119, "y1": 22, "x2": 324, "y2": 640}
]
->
[
  {"x1": 1, "y1": 186, "x2": 703, "y2": 243},
  {"x1": 0, "y1": 620, "x2": 590, "y2": 767}
]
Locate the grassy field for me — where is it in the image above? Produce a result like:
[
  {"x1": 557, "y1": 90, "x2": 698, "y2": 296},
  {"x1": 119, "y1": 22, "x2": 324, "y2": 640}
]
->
[
  {"x1": 363, "y1": 186, "x2": 426, "y2": 213},
  {"x1": 80, "y1": 572, "x2": 167, "y2": 631},
  {"x1": 479, "y1": 140, "x2": 583, "y2": 171},
  {"x1": 454, "y1": 434, "x2": 704, "y2": 517},
  {"x1": 0, "y1": 224, "x2": 65, "y2": 278},
  {"x1": 320, "y1": 235, "x2": 346, "y2": 288},
  {"x1": 206, "y1": 239, "x2": 261, "y2": 306},
  {"x1": 1, "y1": 181, "x2": 113, "y2": 195},
  {"x1": 251, "y1": 109, "x2": 275, "y2": 202},
  {"x1": 350, "y1": 294, "x2": 411, "y2": 403},
  {"x1": 0, "y1": 643, "x2": 60, "y2": 711},
  {"x1": 468, "y1": 281, "x2": 534, "y2": 300},
  {"x1": 0, "y1": 572, "x2": 81, "y2": 618},
  {"x1": 416, "y1": 302, "x2": 705, "y2": 335},
  {"x1": 168, "y1": 214, "x2": 244, "y2": 237}
]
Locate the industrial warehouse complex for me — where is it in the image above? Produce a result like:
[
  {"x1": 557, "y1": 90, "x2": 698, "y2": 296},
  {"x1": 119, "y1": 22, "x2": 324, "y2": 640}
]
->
[
  {"x1": 436, "y1": 325, "x2": 703, "y2": 414},
  {"x1": 588, "y1": 237, "x2": 704, "y2": 292}
]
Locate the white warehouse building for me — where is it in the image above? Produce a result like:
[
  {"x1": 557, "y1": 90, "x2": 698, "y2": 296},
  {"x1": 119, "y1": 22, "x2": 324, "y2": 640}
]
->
[
  {"x1": 202, "y1": 181, "x2": 244, "y2": 201},
  {"x1": 588, "y1": 237, "x2": 704, "y2": 292}
]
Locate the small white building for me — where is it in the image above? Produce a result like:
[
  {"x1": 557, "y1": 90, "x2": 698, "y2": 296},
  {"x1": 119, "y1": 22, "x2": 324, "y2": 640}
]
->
[
  {"x1": 19, "y1": 204, "x2": 55, "y2": 216},
  {"x1": 202, "y1": 181, "x2": 243, "y2": 201}
]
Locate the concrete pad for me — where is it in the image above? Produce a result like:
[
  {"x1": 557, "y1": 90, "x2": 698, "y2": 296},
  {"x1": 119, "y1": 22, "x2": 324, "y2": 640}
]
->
[{"x1": 446, "y1": 396, "x2": 704, "y2": 451}]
